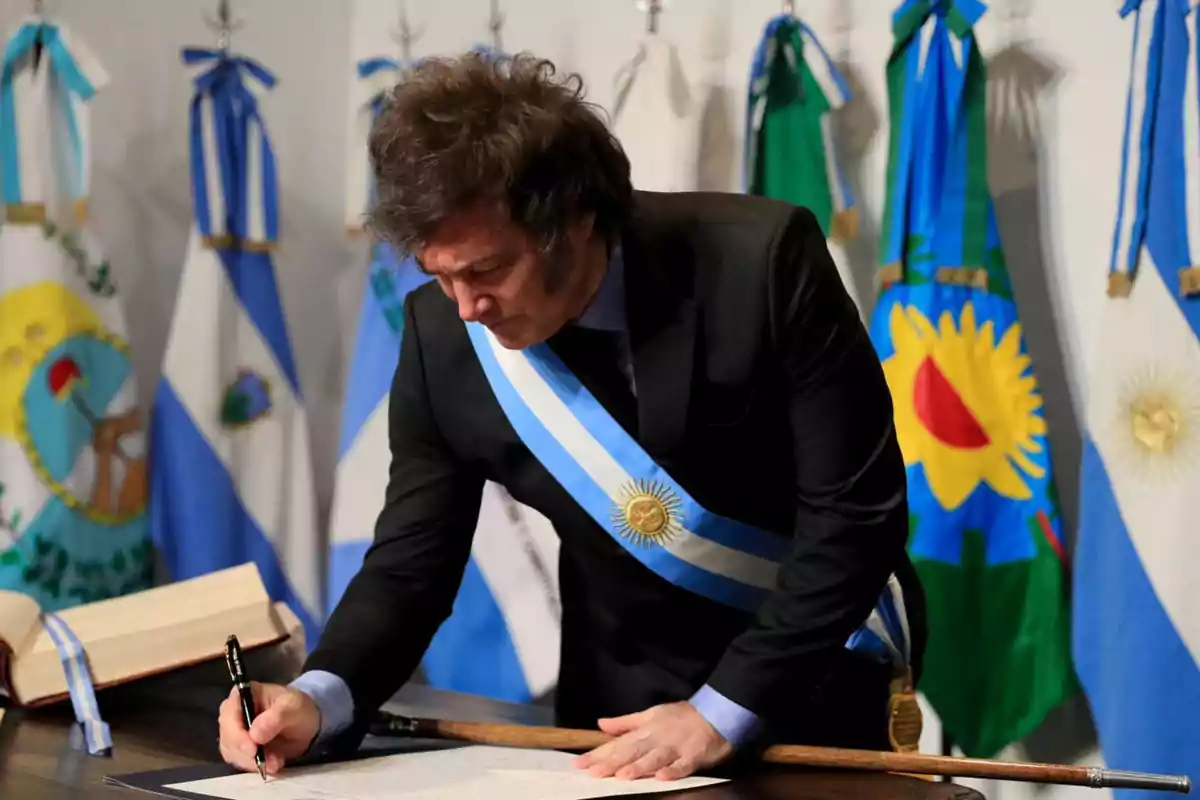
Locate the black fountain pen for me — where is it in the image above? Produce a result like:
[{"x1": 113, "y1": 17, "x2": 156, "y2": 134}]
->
[{"x1": 224, "y1": 635, "x2": 267, "y2": 781}]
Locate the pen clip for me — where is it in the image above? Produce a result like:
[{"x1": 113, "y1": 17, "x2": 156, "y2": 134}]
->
[{"x1": 225, "y1": 634, "x2": 243, "y2": 683}]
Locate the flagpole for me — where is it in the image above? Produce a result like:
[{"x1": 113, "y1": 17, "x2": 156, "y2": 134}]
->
[
  {"x1": 488, "y1": 0, "x2": 503, "y2": 52},
  {"x1": 941, "y1": 730, "x2": 954, "y2": 783},
  {"x1": 392, "y1": 0, "x2": 422, "y2": 66}
]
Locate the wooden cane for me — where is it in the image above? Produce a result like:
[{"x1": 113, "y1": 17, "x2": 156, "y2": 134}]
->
[{"x1": 368, "y1": 712, "x2": 1192, "y2": 794}]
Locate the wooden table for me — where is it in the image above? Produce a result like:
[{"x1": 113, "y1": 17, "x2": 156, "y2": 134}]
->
[{"x1": 0, "y1": 656, "x2": 984, "y2": 800}]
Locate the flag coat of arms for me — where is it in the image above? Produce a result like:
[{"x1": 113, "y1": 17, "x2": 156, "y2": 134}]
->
[
  {"x1": 745, "y1": 13, "x2": 862, "y2": 312},
  {"x1": 1074, "y1": 0, "x2": 1200, "y2": 789},
  {"x1": 868, "y1": 0, "x2": 1075, "y2": 757},
  {"x1": 149, "y1": 45, "x2": 321, "y2": 647},
  {"x1": 610, "y1": 32, "x2": 700, "y2": 193},
  {"x1": 0, "y1": 16, "x2": 153, "y2": 610},
  {"x1": 329, "y1": 52, "x2": 561, "y2": 703}
]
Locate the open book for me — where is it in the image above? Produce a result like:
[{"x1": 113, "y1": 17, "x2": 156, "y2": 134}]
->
[{"x1": 0, "y1": 563, "x2": 300, "y2": 707}]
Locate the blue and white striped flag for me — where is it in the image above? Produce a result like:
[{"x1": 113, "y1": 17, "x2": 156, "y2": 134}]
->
[
  {"x1": 149, "y1": 47, "x2": 322, "y2": 649},
  {"x1": 1075, "y1": 0, "x2": 1200, "y2": 791},
  {"x1": 330, "y1": 52, "x2": 561, "y2": 703}
]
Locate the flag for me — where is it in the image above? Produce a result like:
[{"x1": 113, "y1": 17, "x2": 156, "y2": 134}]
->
[
  {"x1": 1074, "y1": 0, "x2": 1200, "y2": 790},
  {"x1": 0, "y1": 18, "x2": 153, "y2": 609},
  {"x1": 744, "y1": 12, "x2": 862, "y2": 313},
  {"x1": 149, "y1": 46, "x2": 322, "y2": 648},
  {"x1": 610, "y1": 30, "x2": 699, "y2": 192},
  {"x1": 330, "y1": 51, "x2": 561, "y2": 703},
  {"x1": 745, "y1": 12, "x2": 857, "y2": 243},
  {"x1": 867, "y1": 0, "x2": 1075, "y2": 757}
]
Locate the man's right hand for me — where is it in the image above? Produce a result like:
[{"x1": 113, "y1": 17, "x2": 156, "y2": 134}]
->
[{"x1": 218, "y1": 682, "x2": 321, "y2": 776}]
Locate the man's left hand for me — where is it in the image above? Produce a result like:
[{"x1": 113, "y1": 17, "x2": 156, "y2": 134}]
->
[{"x1": 572, "y1": 701, "x2": 733, "y2": 781}]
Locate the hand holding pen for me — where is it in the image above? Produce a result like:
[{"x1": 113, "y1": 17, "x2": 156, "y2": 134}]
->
[
  {"x1": 218, "y1": 635, "x2": 321, "y2": 779},
  {"x1": 224, "y1": 635, "x2": 267, "y2": 780}
]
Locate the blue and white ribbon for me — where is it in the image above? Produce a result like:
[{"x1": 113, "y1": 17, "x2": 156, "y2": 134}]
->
[
  {"x1": 1110, "y1": 0, "x2": 1167, "y2": 293},
  {"x1": 466, "y1": 322, "x2": 910, "y2": 668},
  {"x1": 1, "y1": 17, "x2": 107, "y2": 217},
  {"x1": 42, "y1": 613, "x2": 111, "y2": 756},
  {"x1": 182, "y1": 47, "x2": 279, "y2": 248},
  {"x1": 345, "y1": 55, "x2": 403, "y2": 231},
  {"x1": 1185, "y1": 3, "x2": 1200, "y2": 282},
  {"x1": 744, "y1": 12, "x2": 855, "y2": 223},
  {"x1": 846, "y1": 574, "x2": 911, "y2": 669}
]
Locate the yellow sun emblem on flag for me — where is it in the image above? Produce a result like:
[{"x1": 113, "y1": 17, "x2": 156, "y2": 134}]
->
[{"x1": 881, "y1": 302, "x2": 1047, "y2": 511}]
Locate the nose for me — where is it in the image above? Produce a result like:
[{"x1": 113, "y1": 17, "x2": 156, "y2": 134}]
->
[{"x1": 454, "y1": 282, "x2": 493, "y2": 323}]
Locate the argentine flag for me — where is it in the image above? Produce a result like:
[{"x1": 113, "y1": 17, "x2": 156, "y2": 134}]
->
[
  {"x1": 330, "y1": 54, "x2": 561, "y2": 703},
  {"x1": 1075, "y1": 0, "x2": 1200, "y2": 791},
  {"x1": 149, "y1": 47, "x2": 322, "y2": 647}
]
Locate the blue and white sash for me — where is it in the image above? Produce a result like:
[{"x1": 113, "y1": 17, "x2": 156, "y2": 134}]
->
[
  {"x1": 43, "y1": 613, "x2": 112, "y2": 756},
  {"x1": 466, "y1": 322, "x2": 910, "y2": 670}
]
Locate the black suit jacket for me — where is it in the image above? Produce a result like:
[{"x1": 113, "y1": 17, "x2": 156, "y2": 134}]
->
[{"x1": 305, "y1": 190, "x2": 926, "y2": 747}]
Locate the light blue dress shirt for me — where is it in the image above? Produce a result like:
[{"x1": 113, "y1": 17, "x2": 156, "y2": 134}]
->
[{"x1": 292, "y1": 248, "x2": 762, "y2": 749}]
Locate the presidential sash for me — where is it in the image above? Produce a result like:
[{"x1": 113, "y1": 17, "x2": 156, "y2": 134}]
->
[{"x1": 465, "y1": 322, "x2": 912, "y2": 673}]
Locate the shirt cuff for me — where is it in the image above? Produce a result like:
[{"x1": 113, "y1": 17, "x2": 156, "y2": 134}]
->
[
  {"x1": 290, "y1": 670, "x2": 355, "y2": 750},
  {"x1": 689, "y1": 684, "x2": 763, "y2": 748}
]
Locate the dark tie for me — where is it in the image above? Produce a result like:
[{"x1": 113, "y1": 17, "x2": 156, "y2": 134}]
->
[{"x1": 550, "y1": 325, "x2": 638, "y2": 437}]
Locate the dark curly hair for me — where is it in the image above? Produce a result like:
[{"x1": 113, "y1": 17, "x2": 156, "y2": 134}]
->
[{"x1": 365, "y1": 51, "x2": 634, "y2": 256}]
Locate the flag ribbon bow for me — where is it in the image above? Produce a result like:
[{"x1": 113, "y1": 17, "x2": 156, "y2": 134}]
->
[
  {"x1": 344, "y1": 55, "x2": 403, "y2": 231},
  {"x1": 1108, "y1": 0, "x2": 1200, "y2": 298},
  {"x1": 1, "y1": 20, "x2": 106, "y2": 222},
  {"x1": 359, "y1": 56, "x2": 402, "y2": 119},
  {"x1": 183, "y1": 47, "x2": 279, "y2": 249},
  {"x1": 878, "y1": 0, "x2": 1009, "y2": 294},
  {"x1": 744, "y1": 13, "x2": 857, "y2": 241}
]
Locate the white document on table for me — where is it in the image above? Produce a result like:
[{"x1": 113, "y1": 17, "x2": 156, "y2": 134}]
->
[{"x1": 165, "y1": 745, "x2": 728, "y2": 800}]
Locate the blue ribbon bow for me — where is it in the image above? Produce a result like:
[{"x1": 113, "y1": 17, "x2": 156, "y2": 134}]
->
[
  {"x1": 1120, "y1": 0, "x2": 1192, "y2": 18},
  {"x1": 358, "y1": 56, "x2": 401, "y2": 120},
  {"x1": 182, "y1": 47, "x2": 279, "y2": 245},
  {"x1": 1, "y1": 21, "x2": 100, "y2": 206}
]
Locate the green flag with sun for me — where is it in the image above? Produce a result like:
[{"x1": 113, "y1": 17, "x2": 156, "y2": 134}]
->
[{"x1": 867, "y1": 0, "x2": 1076, "y2": 757}]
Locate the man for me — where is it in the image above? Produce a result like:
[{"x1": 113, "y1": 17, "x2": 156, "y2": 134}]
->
[{"x1": 218, "y1": 51, "x2": 925, "y2": 782}]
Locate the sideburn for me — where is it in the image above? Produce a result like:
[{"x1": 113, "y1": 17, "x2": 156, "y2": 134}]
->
[{"x1": 539, "y1": 241, "x2": 576, "y2": 296}]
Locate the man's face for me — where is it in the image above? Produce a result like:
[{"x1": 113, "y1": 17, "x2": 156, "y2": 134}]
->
[{"x1": 416, "y1": 205, "x2": 598, "y2": 349}]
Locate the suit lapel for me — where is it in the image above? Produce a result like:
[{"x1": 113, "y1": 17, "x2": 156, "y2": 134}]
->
[{"x1": 620, "y1": 200, "x2": 697, "y2": 459}]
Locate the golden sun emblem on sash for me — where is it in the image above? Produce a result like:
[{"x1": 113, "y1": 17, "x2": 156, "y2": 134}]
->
[{"x1": 611, "y1": 479, "x2": 683, "y2": 547}]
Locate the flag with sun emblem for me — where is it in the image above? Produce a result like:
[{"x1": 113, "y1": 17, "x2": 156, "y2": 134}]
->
[
  {"x1": 330, "y1": 47, "x2": 563, "y2": 704},
  {"x1": 868, "y1": 0, "x2": 1075, "y2": 757},
  {"x1": 1074, "y1": 0, "x2": 1200, "y2": 787},
  {"x1": 0, "y1": 17, "x2": 153, "y2": 611}
]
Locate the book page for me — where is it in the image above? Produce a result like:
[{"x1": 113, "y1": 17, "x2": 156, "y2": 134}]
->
[
  {"x1": 0, "y1": 589, "x2": 41, "y2": 661},
  {"x1": 165, "y1": 745, "x2": 728, "y2": 800},
  {"x1": 15, "y1": 563, "x2": 290, "y2": 703}
]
